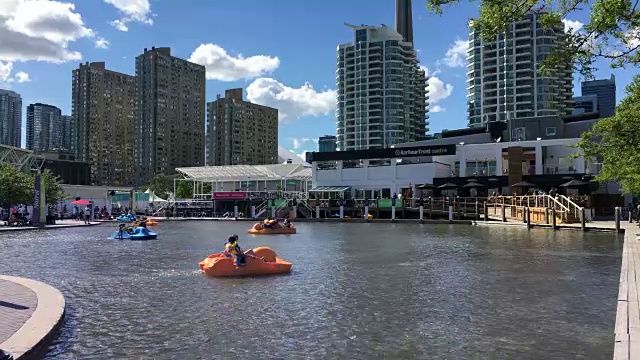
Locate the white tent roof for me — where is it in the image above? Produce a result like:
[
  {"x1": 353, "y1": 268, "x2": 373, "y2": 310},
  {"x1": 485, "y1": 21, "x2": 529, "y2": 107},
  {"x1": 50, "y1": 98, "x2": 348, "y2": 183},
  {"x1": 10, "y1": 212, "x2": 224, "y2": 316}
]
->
[
  {"x1": 278, "y1": 146, "x2": 310, "y2": 166},
  {"x1": 176, "y1": 163, "x2": 312, "y2": 182}
]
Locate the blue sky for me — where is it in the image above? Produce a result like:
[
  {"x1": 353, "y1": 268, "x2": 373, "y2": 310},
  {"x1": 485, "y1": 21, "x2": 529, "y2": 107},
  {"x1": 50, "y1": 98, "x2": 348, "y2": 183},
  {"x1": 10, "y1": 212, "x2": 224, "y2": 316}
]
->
[{"x1": 0, "y1": 0, "x2": 635, "y2": 158}]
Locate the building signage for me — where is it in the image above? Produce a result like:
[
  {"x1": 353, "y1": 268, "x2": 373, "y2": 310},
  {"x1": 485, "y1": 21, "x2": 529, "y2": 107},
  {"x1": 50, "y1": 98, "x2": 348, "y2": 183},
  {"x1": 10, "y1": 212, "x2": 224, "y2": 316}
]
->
[
  {"x1": 310, "y1": 144, "x2": 457, "y2": 162},
  {"x1": 212, "y1": 191, "x2": 247, "y2": 200},
  {"x1": 33, "y1": 173, "x2": 46, "y2": 228}
]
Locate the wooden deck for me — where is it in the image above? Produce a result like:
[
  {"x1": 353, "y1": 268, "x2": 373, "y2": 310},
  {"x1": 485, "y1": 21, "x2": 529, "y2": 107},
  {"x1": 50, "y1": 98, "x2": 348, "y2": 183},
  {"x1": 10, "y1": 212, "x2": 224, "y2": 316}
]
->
[{"x1": 615, "y1": 224, "x2": 640, "y2": 359}]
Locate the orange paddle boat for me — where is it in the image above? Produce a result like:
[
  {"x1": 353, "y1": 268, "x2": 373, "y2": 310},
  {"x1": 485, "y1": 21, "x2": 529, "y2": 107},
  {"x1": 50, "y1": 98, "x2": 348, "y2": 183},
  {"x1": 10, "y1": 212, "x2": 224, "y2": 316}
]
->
[
  {"x1": 199, "y1": 247, "x2": 292, "y2": 277},
  {"x1": 247, "y1": 222, "x2": 296, "y2": 235},
  {"x1": 132, "y1": 219, "x2": 159, "y2": 226}
]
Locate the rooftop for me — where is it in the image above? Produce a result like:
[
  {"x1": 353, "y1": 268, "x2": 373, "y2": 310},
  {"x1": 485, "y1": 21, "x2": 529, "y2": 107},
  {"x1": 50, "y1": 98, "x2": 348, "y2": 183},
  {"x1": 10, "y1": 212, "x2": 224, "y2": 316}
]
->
[{"x1": 176, "y1": 163, "x2": 312, "y2": 182}]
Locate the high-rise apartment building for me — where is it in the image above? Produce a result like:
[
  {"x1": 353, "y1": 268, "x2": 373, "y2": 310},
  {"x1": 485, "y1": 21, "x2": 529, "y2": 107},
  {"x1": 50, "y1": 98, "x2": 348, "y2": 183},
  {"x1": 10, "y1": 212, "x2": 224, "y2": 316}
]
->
[
  {"x1": 206, "y1": 88, "x2": 278, "y2": 166},
  {"x1": 0, "y1": 89, "x2": 22, "y2": 148},
  {"x1": 135, "y1": 47, "x2": 206, "y2": 183},
  {"x1": 395, "y1": 0, "x2": 413, "y2": 43},
  {"x1": 60, "y1": 115, "x2": 73, "y2": 151},
  {"x1": 26, "y1": 103, "x2": 61, "y2": 153},
  {"x1": 318, "y1": 135, "x2": 337, "y2": 152},
  {"x1": 72, "y1": 62, "x2": 136, "y2": 186},
  {"x1": 336, "y1": 24, "x2": 428, "y2": 151},
  {"x1": 581, "y1": 75, "x2": 616, "y2": 118},
  {"x1": 466, "y1": 9, "x2": 574, "y2": 130}
]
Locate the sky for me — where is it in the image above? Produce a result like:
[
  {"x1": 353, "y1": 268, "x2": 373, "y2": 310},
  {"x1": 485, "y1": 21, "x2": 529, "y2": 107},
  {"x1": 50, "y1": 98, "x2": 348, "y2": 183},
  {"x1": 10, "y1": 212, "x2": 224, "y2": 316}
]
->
[{"x1": 0, "y1": 0, "x2": 636, "y2": 160}]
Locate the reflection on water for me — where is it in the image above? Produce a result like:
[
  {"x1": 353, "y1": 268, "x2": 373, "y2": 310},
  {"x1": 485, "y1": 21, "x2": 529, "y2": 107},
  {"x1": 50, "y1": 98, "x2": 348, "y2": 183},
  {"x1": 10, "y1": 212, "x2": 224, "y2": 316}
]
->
[{"x1": 0, "y1": 222, "x2": 621, "y2": 359}]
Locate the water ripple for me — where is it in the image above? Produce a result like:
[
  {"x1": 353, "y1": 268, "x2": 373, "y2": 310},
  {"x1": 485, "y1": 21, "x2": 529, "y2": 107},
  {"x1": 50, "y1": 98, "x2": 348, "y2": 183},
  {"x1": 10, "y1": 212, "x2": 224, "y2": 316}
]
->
[{"x1": 0, "y1": 222, "x2": 621, "y2": 359}]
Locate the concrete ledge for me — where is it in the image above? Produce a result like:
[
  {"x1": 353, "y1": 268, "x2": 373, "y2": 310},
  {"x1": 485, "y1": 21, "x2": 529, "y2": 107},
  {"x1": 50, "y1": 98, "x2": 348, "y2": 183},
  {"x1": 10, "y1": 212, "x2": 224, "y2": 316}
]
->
[
  {"x1": 0, "y1": 275, "x2": 66, "y2": 360},
  {"x1": 149, "y1": 217, "x2": 473, "y2": 225},
  {"x1": 0, "y1": 221, "x2": 102, "y2": 233}
]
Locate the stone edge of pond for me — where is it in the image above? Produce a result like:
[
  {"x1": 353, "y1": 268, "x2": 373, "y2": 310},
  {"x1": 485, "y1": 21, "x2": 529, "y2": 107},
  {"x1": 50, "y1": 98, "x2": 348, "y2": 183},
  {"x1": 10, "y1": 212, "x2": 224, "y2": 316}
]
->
[
  {"x1": 0, "y1": 221, "x2": 102, "y2": 232},
  {"x1": 0, "y1": 275, "x2": 66, "y2": 360}
]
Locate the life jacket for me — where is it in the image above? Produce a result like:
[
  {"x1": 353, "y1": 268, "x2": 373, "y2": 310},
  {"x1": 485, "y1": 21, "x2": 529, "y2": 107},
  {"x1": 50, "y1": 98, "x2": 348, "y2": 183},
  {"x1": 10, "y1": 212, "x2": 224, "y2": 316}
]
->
[{"x1": 225, "y1": 242, "x2": 241, "y2": 255}]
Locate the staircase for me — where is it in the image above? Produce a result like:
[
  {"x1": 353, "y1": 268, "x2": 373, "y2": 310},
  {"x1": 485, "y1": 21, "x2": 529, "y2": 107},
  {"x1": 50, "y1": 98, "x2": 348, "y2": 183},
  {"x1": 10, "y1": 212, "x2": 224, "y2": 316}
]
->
[{"x1": 296, "y1": 200, "x2": 315, "y2": 219}]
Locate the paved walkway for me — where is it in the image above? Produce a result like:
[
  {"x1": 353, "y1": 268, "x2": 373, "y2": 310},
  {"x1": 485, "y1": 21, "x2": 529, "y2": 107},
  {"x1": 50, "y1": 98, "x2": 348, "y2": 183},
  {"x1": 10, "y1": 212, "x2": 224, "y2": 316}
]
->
[
  {"x1": 614, "y1": 223, "x2": 640, "y2": 359},
  {"x1": 0, "y1": 219, "x2": 101, "y2": 232},
  {"x1": 0, "y1": 275, "x2": 65, "y2": 359}
]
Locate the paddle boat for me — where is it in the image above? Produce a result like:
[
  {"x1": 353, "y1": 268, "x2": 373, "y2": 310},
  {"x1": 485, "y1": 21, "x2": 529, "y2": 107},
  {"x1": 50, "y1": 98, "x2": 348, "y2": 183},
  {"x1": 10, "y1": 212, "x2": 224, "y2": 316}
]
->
[
  {"x1": 247, "y1": 221, "x2": 296, "y2": 235},
  {"x1": 199, "y1": 247, "x2": 292, "y2": 277},
  {"x1": 113, "y1": 226, "x2": 157, "y2": 240},
  {"x1": 116, "y1": 214, "x2": 136, "y2": 221},
  {"x1": 132, "y1": 219, "x2": 159, "y2": 226}
]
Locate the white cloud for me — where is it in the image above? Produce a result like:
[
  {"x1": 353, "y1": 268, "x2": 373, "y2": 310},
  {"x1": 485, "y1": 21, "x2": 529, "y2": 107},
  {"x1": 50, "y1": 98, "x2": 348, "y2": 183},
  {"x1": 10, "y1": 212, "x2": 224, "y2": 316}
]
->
[
  {"x1": 428, "y1": 76, "x2": 453, "y2": 104},
  {"x1": 188, "y1": 44, "x2": 280, "y2": 81},
  {"x1": 439, "y1": 39, "x2": 468, "y2": 67},
  {"x1": 0, "y1": 61, "x2": 31, "y2": 84},
  {"x1": 104, "y1": 0, "x2": 152, "y2": 32},
  {"x1": 0, "y1": 61, "x2": 13, "y2": 82},
  {"x1": 246, "y1": 78, "x2": 335, "y2": 121},
  {"x1": 0, "y1": 0, "x2": 93, "y2": 63},
  {"x1": 431, "y1": 105, "x2": 445, "y2": 112},
  {"x1": 95, "y1": 37, "x2": 110, "y2": 49},
  {"x1": 562, "y1": 19, "x2": 583, "y2": 33},
  {"x1": 14, "y1": 71, "x2": 29, "y2": 83},
  {"x1": 290, "y1": 137, "x2": 315, "y2": 149}
]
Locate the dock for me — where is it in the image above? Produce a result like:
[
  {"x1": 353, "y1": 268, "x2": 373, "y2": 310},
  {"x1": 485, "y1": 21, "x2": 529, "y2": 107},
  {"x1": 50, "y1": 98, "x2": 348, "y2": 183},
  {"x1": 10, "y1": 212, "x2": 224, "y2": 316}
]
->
[{"x1": 615, "y1": 223, "x2": 640, "y2": 359}]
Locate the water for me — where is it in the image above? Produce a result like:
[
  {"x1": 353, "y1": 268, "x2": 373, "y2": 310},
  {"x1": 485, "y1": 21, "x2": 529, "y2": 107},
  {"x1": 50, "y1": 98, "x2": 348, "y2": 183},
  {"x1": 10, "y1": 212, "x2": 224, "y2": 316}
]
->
[{"x1": 0, "y1": 222, "x2": 621, "y2": 359}]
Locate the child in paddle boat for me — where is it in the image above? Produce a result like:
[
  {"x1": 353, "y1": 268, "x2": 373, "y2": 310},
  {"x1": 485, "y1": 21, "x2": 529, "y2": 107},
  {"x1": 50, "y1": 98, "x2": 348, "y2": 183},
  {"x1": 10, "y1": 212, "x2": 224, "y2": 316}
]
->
[
  {"x1": 283, "y1": 215, "x2": 291, "y2": 228},
  {"x1": 263, "y1": 217, "x2": 275, "y2": 229},
  {"x1": 224, "y1": 235, "x2": 246, "y2": 267}
]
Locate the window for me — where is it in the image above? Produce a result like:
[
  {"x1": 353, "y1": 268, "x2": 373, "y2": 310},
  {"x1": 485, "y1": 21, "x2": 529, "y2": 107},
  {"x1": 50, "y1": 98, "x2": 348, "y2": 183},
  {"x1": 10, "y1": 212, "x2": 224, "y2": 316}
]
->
[{"x1": 545, "y1": 127, "x2": 557, "y2": 136}]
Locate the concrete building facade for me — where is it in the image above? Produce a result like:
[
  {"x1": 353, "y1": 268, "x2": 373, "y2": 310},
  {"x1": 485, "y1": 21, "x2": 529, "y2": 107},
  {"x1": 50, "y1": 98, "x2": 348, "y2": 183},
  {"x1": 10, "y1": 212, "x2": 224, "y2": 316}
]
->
[
  {"x1": 26, "y1": 103, "x2": 61, "y2": 153},
  {"x1": 581, "y1": 75, "x2": 616, "y2": 118},
  {"x1": 466, "y1": 10, "x2": 574, "y2": 128},
  {"x1": 336, "y1": 24, "x2": 428, "y2": 151},
  {"x1": 72, "y1": 62, "x2": 137, "y2": 186},
  {"x1": 395, "y1": 0, "x2": 413, "y2": 43},
  {"x1": 135, "y1": 47, "x2": 206, "y2": 183},
  {"x1": 206, "y1": 88, "x2": 278, "y2": 166},
  {"x1": 0, "y1": 89, "x2": 22, "y2": 148}
]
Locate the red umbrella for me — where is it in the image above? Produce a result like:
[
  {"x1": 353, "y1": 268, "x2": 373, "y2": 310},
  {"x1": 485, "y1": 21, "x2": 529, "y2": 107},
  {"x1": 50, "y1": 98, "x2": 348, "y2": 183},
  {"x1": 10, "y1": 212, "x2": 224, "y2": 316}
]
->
[{"x1": 71, "y1": 200, "x2": 90, "y2": 205}]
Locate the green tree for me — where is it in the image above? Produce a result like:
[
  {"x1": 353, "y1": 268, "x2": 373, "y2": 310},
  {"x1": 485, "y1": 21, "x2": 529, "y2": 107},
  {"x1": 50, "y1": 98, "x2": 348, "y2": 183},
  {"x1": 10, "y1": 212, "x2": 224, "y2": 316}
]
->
[
  {"x1": 175, "y1": 180, "x2": 194, "y2": 199},
  {"x1": 574, "y1": 75, "x2": 640, "y2": 194},
  {"x1": 426, "y1": 0, "x2": 640, "y2": 78},
  {"x1": 0, "y1": 164, "x2": 34, "y2": 208},
  {"x1": 41, "y1": 170, "x2": 66, "y2": 204},
  {"x1": 144, "y1": 174, "x2": 173, "y2": 199}
]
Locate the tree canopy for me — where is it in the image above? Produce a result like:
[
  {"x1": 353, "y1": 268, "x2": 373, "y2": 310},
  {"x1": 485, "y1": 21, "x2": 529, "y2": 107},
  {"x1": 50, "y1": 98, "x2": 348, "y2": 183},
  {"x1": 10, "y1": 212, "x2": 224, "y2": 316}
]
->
[
  {"x1": 574, "y1": 74, "x2": 640, "y2": 194},
  {"x1": 0, "y1": 167, "x2": 65, "y2": 207},
  {"x1": 0, "y1": 165, "x2": 34, "y2": 208},
  {"x1": 426, "y1": 0, "x2": 640, "y2": 78}
]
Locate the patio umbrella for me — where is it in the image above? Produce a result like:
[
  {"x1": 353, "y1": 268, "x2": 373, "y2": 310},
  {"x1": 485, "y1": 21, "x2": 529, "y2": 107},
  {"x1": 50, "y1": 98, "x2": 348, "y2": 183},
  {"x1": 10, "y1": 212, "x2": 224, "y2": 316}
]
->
[
  {"x1": 462, "y1": 182, "x2": 485, "y2": 188},
  {"x1": 417, "y1": 183, "x2": 436, "y2": 189},
  {"x1": 560, "y1": 179, "x2": 590, "y2": 188},
  {"x1": 438, "y1": 183, "x2": 459, "y2": 189},
  {"x1": 510, "y1": 181, "x2": 538, "y2": 188},
  {"x1": 71, "y1": 199, "x2": 90, "y2": 205}
]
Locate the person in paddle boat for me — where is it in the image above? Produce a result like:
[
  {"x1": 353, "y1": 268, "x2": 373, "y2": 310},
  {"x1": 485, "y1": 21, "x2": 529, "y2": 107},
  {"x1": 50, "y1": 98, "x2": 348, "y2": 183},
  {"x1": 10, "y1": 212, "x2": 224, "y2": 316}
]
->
[
  {"x1": 139, "y1": 217, "x2": 147, "y2": 228},
  {"x1": 283, "y1": 215, "x2": 292, "y2": 228},
  {"x1": 263, "y1": 217, "x2": 276, "y2": 229},
  {"x1": 118, "y1": 223, "x2": 133, "y2": 234},
  {"x1": 224, "y1": 235, "x2": 246, "y2": 267}
]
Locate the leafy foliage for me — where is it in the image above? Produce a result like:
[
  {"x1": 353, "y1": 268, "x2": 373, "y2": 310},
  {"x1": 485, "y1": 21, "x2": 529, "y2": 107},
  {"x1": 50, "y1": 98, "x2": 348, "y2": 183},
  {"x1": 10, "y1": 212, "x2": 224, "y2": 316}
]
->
[
  {"x1": 41, "y1": 170, "x2": 66, "y2": 204},
  {"x1": 573, "y1": 75, "x2": 640, "y2": 194},
  {"x1": 0, "y1": 165, "x2": 34, "y2": 207},
  {"x1": 144, "y1": 174, "x2": 173, "y2": 199},
  {"x1": 426, "y1": 0, "x2": 640, "y2": 78}
]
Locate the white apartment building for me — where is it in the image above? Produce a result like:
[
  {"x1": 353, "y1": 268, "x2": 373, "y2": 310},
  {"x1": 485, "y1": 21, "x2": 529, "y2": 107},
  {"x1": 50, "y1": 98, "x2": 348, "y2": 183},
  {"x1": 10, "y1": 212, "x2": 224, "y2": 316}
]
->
[
  {"x1": 336, "y1": 23, "x2": 428, "y2": 151},
  {"x1": 466, "y1": 10, "x2": 574, "y2": 128}
]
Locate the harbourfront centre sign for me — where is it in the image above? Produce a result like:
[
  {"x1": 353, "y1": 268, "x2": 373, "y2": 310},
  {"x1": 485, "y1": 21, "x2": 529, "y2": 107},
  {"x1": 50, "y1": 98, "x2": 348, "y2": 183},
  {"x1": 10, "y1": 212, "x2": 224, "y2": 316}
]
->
[{"x1": 310, "y1": 144, "x2": 457, "y2": 162}]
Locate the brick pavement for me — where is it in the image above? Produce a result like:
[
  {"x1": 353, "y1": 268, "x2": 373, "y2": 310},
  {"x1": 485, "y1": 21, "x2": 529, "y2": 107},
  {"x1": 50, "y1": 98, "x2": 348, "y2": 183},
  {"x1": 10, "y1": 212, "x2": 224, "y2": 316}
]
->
[{"x1": 0, "y1": 279, "x2": 37, "y2": 344}]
